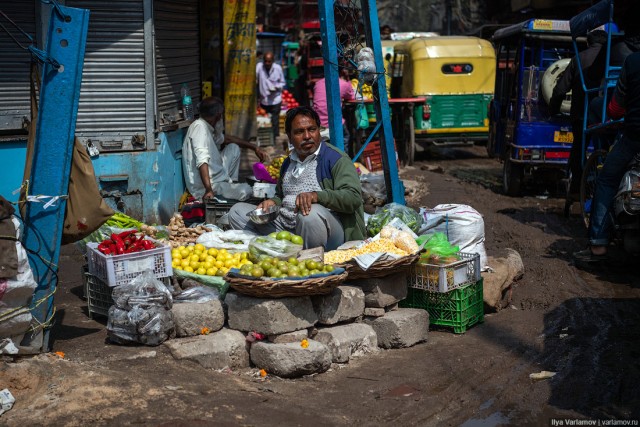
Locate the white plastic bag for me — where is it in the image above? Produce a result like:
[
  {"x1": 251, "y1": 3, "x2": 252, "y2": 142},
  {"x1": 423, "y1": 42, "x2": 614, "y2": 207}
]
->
[
  {"x1": 214, "y1": 182, "x2": 252, "y2": 201},
  {"x1": 419, "y1": 204, "x2": 488, "y2": 267},
  {"x1": 196, "y1": 229, "x2": 257, "y2": 252}
]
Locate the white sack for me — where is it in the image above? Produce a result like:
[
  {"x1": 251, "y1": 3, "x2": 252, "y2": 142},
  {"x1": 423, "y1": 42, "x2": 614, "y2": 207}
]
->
[{"x1": 419, "y1": 204, "x2": 488, "y2": 267}]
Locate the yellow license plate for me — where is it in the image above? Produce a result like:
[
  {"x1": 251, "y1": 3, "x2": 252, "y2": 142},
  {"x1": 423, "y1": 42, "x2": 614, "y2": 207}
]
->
[{"x1": 554, "y1": 131, "x2": 574, "y2": 143}]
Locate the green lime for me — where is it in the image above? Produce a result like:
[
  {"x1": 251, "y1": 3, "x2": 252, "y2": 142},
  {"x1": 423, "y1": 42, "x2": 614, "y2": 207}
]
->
[
  {"x1": 291, "y1": 235, "x2": 304, "y2": 245},
  {"x1": 276, "y1": 231, "x2": 292, "y2": 241}
]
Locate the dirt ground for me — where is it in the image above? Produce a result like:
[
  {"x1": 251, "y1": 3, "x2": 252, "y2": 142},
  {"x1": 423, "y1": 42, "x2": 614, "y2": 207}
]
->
[{"x1": 2, "y1": 145, "x2": 640, "y2": 426}]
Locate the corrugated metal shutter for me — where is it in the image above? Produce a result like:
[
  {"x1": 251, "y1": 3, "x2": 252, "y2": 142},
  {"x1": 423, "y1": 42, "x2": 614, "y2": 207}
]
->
[
  {"x1": 154, "y1": 0, "x2": 200, "y2": 130},
  {"x1": 66, "y1": 0, "x2": 147, "y2": 151},
  {"x1": 0, "y1": 1, "x2": 36, "y2": 132}
]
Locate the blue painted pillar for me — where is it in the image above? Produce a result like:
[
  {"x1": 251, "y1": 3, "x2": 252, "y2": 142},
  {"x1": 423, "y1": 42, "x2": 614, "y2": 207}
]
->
[
  {"x1": 21, "y1": 5, "x2": 89, "y2": 351},
  {"x1": 360, "y1": 0, "x2": 404, "y2": 205},
  {"x1": 318, "y1": 0, "x2": 344, "y2": 151}
]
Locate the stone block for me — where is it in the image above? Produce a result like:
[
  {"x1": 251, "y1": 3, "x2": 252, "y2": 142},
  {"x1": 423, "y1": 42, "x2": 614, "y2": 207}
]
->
[
  {"x1": 171, "y1": 299, "x2": 225, "y2": 338},
  {"x1": 311, "y1": 286, "x2": 365, "y2": 325},
  {"x1": 250, "y1": 340, "x2": 331, "y2": 378},
  {"x1": 226, "y1": 293, "x2": 318, "y2": 335},
  {"x1": 164, "y1": 328, "x2": 249, "y2": 369},
  {"x1": 364, "y1": 308, "x2": 428, "y2": 349},
  {"x1": 268, "y1": 330, "x2": 308, "y2": 344},
  {"x1": 348, "y1": 272, "x2": 408, "y2": 308},
  {"x1": 364, "y1": 307, "x2": 385, "y2": 317},
  {"x1": 314, "y1": 323, "x2": 378, "y2": 363}
]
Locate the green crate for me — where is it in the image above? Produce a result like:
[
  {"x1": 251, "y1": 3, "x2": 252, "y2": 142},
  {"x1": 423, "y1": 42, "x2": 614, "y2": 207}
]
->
[{"x1": 400, "y1": 279, "x2": 484, "y2": 333}]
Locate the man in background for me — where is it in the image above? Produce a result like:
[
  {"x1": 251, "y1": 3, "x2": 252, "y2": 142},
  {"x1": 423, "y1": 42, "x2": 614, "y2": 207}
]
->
[
  {"x1": 312, "y1": 69, "x2": 355, "y2": 155},
  {"x1": 182, "y1": 97, "x2": 266, "y2": 201},
  {"x1": 256, "y1": 52, "x2": 285, "y2": 142}
]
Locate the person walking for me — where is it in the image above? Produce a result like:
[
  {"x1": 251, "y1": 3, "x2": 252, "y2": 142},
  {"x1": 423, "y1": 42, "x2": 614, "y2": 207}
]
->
[{"x1": 256, "y1": 51, "x2": 285, "y2": 142}]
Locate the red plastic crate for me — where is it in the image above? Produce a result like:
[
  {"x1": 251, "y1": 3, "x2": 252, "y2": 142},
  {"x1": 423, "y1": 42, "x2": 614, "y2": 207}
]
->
[{"x1": 360, "y1": 140, "x2": 399, "y2": 172}]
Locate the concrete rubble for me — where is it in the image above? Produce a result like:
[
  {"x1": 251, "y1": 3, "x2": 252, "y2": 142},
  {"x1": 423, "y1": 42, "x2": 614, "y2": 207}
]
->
[
  {"x1": 347, "y1": 272, "x2": 408, "y2": 308},
  {"x1": 171, "y1": 299, "x2": 225, "y2": 338},
  {"x1": 311, "y1": 285, "x2": 365, "y2": 325},
  {"x1": 364, "y1": 308, "x2": 429, "y2": 349},
  {"x1": 164, "y1": 328, "x2": 249, "y2": 369},
  {"x1": 314, "y1": 323, "x2": 378, "y2": 363},
  {"x1": 250, "y1": 340, "x2": 332, "y2": 378}
]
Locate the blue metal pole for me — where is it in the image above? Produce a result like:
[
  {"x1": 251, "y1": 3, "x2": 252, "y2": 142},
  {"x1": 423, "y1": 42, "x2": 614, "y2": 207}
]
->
[
  {"x1": 21, "y1": 4, "x2": 89, "y2": 352},
  {"x1": 318, "y1": 0, "x2": 345, "y2": 150},
  {"x1": 360, "y1": 0, "x2": 404, "y2": 204}
]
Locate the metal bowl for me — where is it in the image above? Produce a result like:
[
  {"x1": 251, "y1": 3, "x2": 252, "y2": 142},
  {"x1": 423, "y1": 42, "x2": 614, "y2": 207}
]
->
[{"x1": 247, "y1": 205, "x2": 279, "y2": 224}]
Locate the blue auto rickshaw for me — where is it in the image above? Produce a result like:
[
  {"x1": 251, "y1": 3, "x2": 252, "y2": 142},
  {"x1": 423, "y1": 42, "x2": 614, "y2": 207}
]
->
[{"x1": 490, "y1": 20, "x2": 585, "y2": 196}]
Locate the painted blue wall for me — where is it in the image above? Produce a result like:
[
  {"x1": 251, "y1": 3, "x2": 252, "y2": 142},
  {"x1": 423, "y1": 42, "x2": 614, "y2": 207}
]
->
[
  {"x1": 0, "y1": 130, "x2": 186, "y2": 225},
  {"x1": 91, "y1": 129, "x2": 186, "y2": 225},
  {"x1": 0, "y1": 139, "x2": 28, "y2": 205}
]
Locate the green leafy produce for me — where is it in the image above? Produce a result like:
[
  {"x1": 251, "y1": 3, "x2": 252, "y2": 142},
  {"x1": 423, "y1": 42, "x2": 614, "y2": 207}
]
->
[{"x1": 366, "y1": 203, "x2": 422, "y2": 236}]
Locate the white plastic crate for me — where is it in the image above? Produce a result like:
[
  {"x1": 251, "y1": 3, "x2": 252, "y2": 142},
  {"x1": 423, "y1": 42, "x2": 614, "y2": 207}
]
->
[
  {"x1": 407, "y1": 252, "x2": 480, "y2": 293},
  {"x1": 86, "y1": 242, "x2": 173, "y2": 288}
]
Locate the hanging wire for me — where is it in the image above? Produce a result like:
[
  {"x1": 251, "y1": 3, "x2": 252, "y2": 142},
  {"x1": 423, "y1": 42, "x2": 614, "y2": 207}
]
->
[
  {"x1": 329, "y1": 0, "x2": 389, "y2": 104},
  {"x1": 0, "y1": 9, "x2": 61, "y2": 69}
]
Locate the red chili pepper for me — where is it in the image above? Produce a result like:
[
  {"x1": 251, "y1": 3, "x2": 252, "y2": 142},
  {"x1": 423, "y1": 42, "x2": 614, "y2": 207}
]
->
[
  {"x1": 111, "y1": 234, "x2": 125, "y2": 255},
  {"x1": 118, "y1": 230, "x2": 136, "y2": 240},
  {"x1": 141, "y1": 240, "x2": 155, "y2": 250},
  {"x1": 101, "y1": 248, "x2": 113, "y2": 255}
]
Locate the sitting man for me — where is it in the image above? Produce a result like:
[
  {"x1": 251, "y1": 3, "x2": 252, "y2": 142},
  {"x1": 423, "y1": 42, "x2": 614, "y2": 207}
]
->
[
  {"x1": 182, "y1": 97, "x2": 267, "y2": 200},
  {"x1": 229, "y1": 106, "x2": 366, "y2": 250}
]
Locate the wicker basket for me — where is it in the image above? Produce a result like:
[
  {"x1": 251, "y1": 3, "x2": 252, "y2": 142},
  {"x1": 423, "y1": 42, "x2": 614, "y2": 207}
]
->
[
  {"x1": 225, "y1": 270, "x2": 348, "y2": 298},
  {"x1": 340, "y1": 252, "x2": 420, "y2": 280}
]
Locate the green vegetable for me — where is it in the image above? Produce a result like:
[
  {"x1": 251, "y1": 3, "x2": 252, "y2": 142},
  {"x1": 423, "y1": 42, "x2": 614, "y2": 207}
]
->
[{"x1": 366, "y1": 203, "x2": 422, "y2": 236}]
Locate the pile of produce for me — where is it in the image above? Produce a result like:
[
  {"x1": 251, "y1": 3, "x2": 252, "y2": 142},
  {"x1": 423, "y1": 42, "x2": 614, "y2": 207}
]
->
[
  {"x1": 281, "y1": 89, "x2": 299, "y2": 110},
  {"x1": 266, "y1": 156, "x2": 286, "y2": 181},
  {"x1": 324, "y1": 237, "x2": 409, "y2": 265},
  {"x1": 366, "y1": 203, "x2": 423, "y2": 236},
  {"x1": 171, "y1": 243, "x2": 252, "y2": 276},
  {"x1": 97, "y1": 231, "x2": 156, "y2": 255},
  {"x1": 238, "y1": 256, "x2": 334, "y2": 279},
  {"x1": 256, "y1": 106, "x2": 269, "y2": 118},
  {"x1": 249, "y1": 232, "x2": 304, "y2": 261},
  {"x1": 168, "y1": 213, "x2": 211, "y2": 248}
]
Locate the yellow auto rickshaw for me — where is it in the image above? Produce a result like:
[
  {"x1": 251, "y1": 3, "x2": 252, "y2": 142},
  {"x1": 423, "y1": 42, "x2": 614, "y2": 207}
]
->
[{"x1": 391, "y1": 36, "x2": 496, "y2": 160}]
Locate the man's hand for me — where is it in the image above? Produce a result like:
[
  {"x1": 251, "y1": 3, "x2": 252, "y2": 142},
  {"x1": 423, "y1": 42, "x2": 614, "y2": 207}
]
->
[
  {"x1": 258, "y1": 199, "x2": 276, "y2": 211},
  {"x1": 295, "y1": 192, "x2": 318, "y2": 216},
  {"x1": 203, "y1": 189, "x2": 215, "y2": 201},
  {"x1": 255, "y1": 147, "x2": 268, "y2": 163}
]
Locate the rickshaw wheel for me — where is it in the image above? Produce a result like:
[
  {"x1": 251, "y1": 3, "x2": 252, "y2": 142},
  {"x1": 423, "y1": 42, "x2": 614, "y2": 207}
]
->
[
  {"x1": 404, "y1": 115, "x2": 415, "y2": 166},
  {"x1": 580, "y1": 149, "x2": 608, "y2": 229},
  {"x1": 503, "y1": 158, "x2": 523, "y2": 196}
]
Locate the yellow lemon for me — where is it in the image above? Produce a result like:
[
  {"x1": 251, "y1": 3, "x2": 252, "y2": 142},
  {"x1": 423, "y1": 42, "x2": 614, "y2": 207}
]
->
[
  {"x1": 224, "y1": 253, "x2": 233, "y2": 261},
  {"x1": 208, "y1": 248, "x2": 218, "y2": 257},
  {"x1": 206, "y1": 267, "x2": 217, "y2": 276},
  {"x1": 215, "y1": 268, "x2": 225, "y2": 277},
  {"x1": 195, "y1": 243, "x2": 206, "y2": 252},
  {"x1": 196, "y1": 267, "x2": 206, "y2": 275},
  {"x1": 190, "y1": 254, "x2": 200, "y2": 262},
  {"x1": 184, "y1": 266, "x2": 194, "y2": 273},
  {"x1": 215, "y1": 260, "x2": 224, "y2": 269},
  {"x1": 174, "y1": 266, "x2": 183, "y2": 271},
  {"x1": 190, "y1": 260, "x2": 200, "y2": 269},
  {"x1": 199, "y1": 253, "x2": 208, "y2": 262},
  {"x1": 203, "y1": 261, "x2": 213, "y2": 269},
  {"x1": 180, "y1": 259, "x2": 190, "y2": 268},
  {"x1": 218, "y1": 248, "x2": 227, "y2": 255},
  {"x1": 177, "y1": 245, "x2": 186, "y2": 252},
  {"x1": 241, "y1": 252, "x2": 248, "y2": 260},
  {"x1": 205, "y1": 255, "x2": 215, "y2": 263},
  {"x1": 186, "y1": 245, "x2": 194, "y2": 252},
  {"x1": 172, "y1": 260, "x2": 180, "y2": 268}
]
